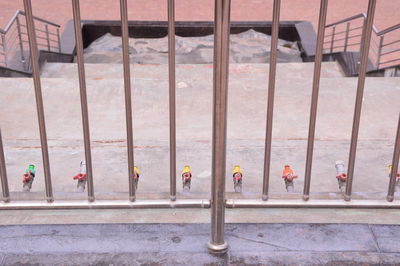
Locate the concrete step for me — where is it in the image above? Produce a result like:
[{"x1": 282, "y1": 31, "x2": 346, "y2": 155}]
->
[
  {"x1": 2, "y1": 208, "x2": 400, "y2": 225},
  {"x1": 40, "y1": 62, "x2": 345, "y2": 79},
  {"x1": 1, "y1": 66, "x2": 399, "y2": 197}
]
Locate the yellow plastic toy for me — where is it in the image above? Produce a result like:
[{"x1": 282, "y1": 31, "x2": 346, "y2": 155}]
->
[
  {"x1": 388, "y1": 164, "x2": 393, "y2": 176},
  {"x1": 182, "y1": 165, "x2": 192, "y2": 174},
  {"x1": 134, "y1": 166, "x2": 140, "y2": 175}
]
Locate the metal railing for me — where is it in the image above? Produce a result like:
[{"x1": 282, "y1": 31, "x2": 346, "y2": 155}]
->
[
  {"x1": 324, "y1": 12, "x2": 400, "y2": 70},
  {"x1": 0, "y1": 0, "x2": 399, "y2": 254},
  {"x1": 0, "y1": 9, "x2": 61, "y2": 72}
]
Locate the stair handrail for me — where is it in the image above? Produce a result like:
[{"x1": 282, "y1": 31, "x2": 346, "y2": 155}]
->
[
  {"x1": 376, "y1": 23, "x2": 400, "y2": 36},
  {"x1": 0, "y1": 10, "x2": 60, "y2": 34},
  {"x1": 324, "y1": 12, "x2": 400, "y2": 70},
  {"x1": 325, "y1": 13, "x2": 379, "y2": 33},
  {"x1": 0, "y1": 10, "x2": 61, "y2": 72}
]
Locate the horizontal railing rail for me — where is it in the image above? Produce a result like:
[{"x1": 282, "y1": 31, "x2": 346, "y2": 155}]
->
[
  {"x1": 377, "y1": 23, "x2": 400, "y2": 36},
  {"x1": 325, "y1": 13, "x2": 379, "y2": 33},
  {"x1": 0, "y1": 10, "x2": 60, "y2": 34},
  {"x1": 0, "y1": 0, "x2": 398, "y2": 254}
]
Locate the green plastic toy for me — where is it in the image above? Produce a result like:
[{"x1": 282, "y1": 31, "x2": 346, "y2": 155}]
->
[{"x1": 25, "y1": 164, "x2": 36, "y2": 174}]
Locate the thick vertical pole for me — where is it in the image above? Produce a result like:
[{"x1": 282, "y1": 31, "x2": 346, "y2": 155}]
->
[
  {"x1": 45, "y1": 24, "x2": 51, "y2": 51},
  {"x1": 303, "y1": 0, "x2": 329, "y2": 201},
  {"x1": 0, "y1": 129, "x2": 10, "y2": 203},
  {"x1": 16, "y1": 16, "x2": 27, "y2": 70},
  {"x1": 168, "y1": 0, "x2": 177, "y2": 201},
  {"x1": 387, "y1": 114, "x2": 400, "y2": 202},
  {"x1": 344, "y1": 22, "x2": 350, "y2": 52},
  {"x1": 23, "y1": 0, "x2": 54, "y2": 203},
  {"x1": 208, "y1": 0, "x2": 230, "y2": 253},
  {"x1": 120, "y1": 0, "x2": 136, "y2": 202},
  {"x1": 345, "y1": 0, "x2": 376, "y2": 201},
  {"x1": 262, "y1": 0, "x2": 281, "y2": 201},
  {"x1": 72, "y1": 0, "x2": 95, "y2": 202}
]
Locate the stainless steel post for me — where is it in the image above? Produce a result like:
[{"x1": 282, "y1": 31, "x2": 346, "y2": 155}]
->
[
  {"x1": 1, "y1": 34, "x2": 8, "y2": 67},
  {"x1": 0, "y1": 129, "x2": 10, "y2": 203},
  {"x1": 72, "y1": 0, "x2": 95, "y2": 202},
  {"x1": 303, "y1": 0, "x2": 329, "y2": 201},
  {"x1": 344, "y1": 22, "x2": 350, "y2": 52},
  {"x1": 262, "y1": 0, "x2": 280, "y2": 201},
  {"x1": 16, "y1": 16, "x2": 27, "y2": 70},
  {"x1": 168, "y1": 0, "x2": 177, "y2": 201},
  {"x1": 119, "y1": 0, "x2": 136, "y2": 202},
  {"x1": 330, "y1": 26, "x2": 336, "y2": 53},
  {"x1": 56, "y1": 28, "x2": 61, "y2": 52},
  {"x1": 23, "y1": 0, "x2": 54, "y2": 203},
  {"x1": 345, "y1": 0, "x2": 376, "y2": 201},
  {"x1": 376, "y1": 35, "x2": 384, "y2": 68},
  {"x1": 45, "y1": 24, "x2": 51, "y2": 51},
  {"x1": 387, "y1": 114, "x2": 400, "y2": 202},
  {"x1": 208, "y1": 0, "x2": 230, "y2": 254}
]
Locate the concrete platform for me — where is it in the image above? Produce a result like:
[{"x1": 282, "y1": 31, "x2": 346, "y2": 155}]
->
[
  {"x1": 1, "y1": 63, "x2": 399, "y2": 201},
  {"x1": 1, "y1": 223, "x2": 400, "y2": 265}
]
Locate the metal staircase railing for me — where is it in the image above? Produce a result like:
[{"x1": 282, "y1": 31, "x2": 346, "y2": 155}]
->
[
  {"x1": 324, "y1": 13, "x2": 400, "y2": 70},
  {"x1": 0, "y1": 10, "x2": 61, "y2": 73}
]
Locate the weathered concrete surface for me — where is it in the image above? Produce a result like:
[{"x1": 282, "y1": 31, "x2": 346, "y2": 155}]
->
[
  {"x1": 0, "y1": 223, "x2": 400, "y2": 265},
  {"x1": 1, "y1": 208, "x2": 400, "y2": 225},
  {"x1": 81, "y1": 30, "x2": 302, "y2": 64},
  {"x1": 1, "y1": 64, "x2": 400, "y2": 200},
  {"x1": 41, "y1": 62, "x2": 345, "y2": 78}
]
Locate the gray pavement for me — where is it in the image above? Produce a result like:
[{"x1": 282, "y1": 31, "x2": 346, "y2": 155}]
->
[{"x1": 1, "y1": 223, "x2": 400, "y2": 265}]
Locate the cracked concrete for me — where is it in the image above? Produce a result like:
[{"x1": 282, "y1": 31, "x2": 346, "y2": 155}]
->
[{"x1": 0, "y1": 223, "x2": 400, "y2": 265}]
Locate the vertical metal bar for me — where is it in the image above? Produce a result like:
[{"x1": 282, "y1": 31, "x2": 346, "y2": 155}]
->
[
  {"x1": 16, "y1": 16, "x2": 27, "y2": 70},
  {"x1": 119, "y1": 0, "x2": 136, "y2": 202},
  {"x1": 261, "y1": 0, "x2": 281, "y2": 201},
  {"x1": 72, "y1": 0, "x2": 95, "y2": 202},
  {"x1": 45, "y1": 24, "x2": 51, "y2": 51},
  {"x1": 330, "y1": 26, "x2": 336, "y2": 53},
  {"x1": 376, "y1": 35, "x2": 384, "y2": 68},
  {"x1": 345, "y1": 0, "x2": 376, "y2": 201},
  {"x1": 208, "y1": 0, "x2": 230, "y2": 254},
  {"x1": 303, "y1": 0, "x2": 329, "y2": 201},
  {"x1": 23, "y1": 0, "x2": 54, "y2": 203},
  {"x1": 387, "y1": 114, "x2": 400, "y2": 202},
  {"x1": 56, "y1": 28, "x2": 61, "y2": 52},
  {"x1": 168, "y1": 0, "x2": 177, "y2": 201},
  {"x1": 0, "y1": 129, "x2": 10, "y2": 203},
  {"x1": 344, "y1": 22, "x2": 350, "y2": 52},
  {"x1": 1, "y1": 34, "x2": 8, "y2": 67}
]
